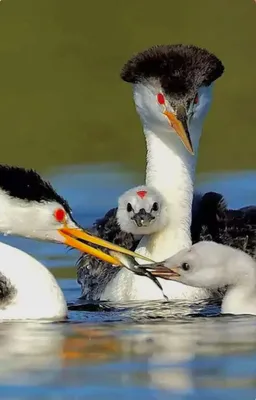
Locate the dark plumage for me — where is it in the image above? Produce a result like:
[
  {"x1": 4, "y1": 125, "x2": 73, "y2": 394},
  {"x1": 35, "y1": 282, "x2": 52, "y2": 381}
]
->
[
  {"x1": 121, "y1": 44, "x2": 224, "y2": 100},
  {"x1": 77, "y1": 192, "x2": 256, "y2": 299},
  {"x1": 76, "y1": 45, "x2": 248, "y2": 300},
  {"x1": 194, "y1": 193, "x2": 256, "y2": 258},
  {"x1": 77, "y1": 208, "x2": 135, "y2": 300},
  {"x1": 191, "y1": 191, "x2": 227, "y2": 242},
  {"x1": 0, "y1": 273, "x2": 16, "y2": 306},
  {"x1": 0, "y1": 165, "x2": 71, "y2": 213}
]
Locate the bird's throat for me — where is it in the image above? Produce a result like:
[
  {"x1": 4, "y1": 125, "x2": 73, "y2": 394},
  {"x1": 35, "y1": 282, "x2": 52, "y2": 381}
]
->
[{"x1": 136, "y1": 128, "x2": 200, "y2": 261}]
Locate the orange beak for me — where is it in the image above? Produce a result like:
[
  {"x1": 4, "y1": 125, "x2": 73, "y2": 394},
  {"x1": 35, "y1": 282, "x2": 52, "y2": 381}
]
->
[
  {"x1": 58, "y1": 227, "x2": 154, "y2": 266},
  {"x1": 163, "y1": 106, "x2": 194, "y2": 155}
]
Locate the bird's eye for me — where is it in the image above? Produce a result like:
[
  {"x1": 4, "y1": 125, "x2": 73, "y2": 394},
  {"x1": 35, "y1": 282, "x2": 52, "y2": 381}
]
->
[
  {"x1": 54, "y1": 208, "x2": 66, "y2": 223},
  {"x1": 127, "y1": 203, "x2": 133, "y2": 212},
  {"x1": 181, "y1": 262, "x2": 190, "y2": 271},
  {"x1": 193, "y1": 93, "x2": 199, "y2": 105},
  {"x1": 157, "y1": 93, "x2": 165, "y2": 105},
  {"x1": 152, "y1": 202, "x2": 159, "y2": 211}
]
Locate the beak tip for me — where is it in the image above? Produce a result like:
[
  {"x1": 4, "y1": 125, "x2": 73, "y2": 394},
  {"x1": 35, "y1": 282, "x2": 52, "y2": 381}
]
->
[{"x1": 164, "y1": 109, "x2": 194, "y2": 155}]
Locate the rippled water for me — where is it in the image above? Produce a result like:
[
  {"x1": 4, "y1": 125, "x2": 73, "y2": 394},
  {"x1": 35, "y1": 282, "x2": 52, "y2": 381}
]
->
[{"x1": 1, "y1": 165, "x2": 256, "y2": 399}]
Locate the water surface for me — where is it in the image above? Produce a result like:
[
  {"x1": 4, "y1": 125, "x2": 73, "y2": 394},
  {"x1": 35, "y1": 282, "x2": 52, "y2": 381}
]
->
[
  {"x1": 1, "y1": 166, "x2": 256, "y2": 399},
  {"x1": 0, "y1": 0, "x2": 255, "y2": 398}
]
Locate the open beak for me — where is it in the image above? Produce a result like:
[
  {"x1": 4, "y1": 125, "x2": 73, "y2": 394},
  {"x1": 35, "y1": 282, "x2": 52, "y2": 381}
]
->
[
  {"x1": 58, "y1": 227, "x2": 154, "y2": 266},
  {"x1": 163, "y1": 105, "x2": 194, "y2": 155},
  {"x1": 131, "y1": 209, "x2": 154, "y2": 227},
  {"x1": 149, "y1": 264, "x2": 181, "y2": 280}
]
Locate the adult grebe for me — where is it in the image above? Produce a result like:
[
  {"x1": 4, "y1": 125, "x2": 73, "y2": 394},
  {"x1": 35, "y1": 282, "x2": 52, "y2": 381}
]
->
[
  {"x1": 0, "y1": 165, "x2": 148, "y2": 320},
  {"x1": 77, "y1": 44, "x2": 224, "y2": 301},
  {"x1": 148, "y1": 241, "x2": 256, "y2": 316}
]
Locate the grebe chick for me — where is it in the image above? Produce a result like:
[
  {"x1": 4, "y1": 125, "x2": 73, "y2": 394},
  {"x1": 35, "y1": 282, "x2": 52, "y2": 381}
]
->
[
  {"x1": 117, "y1": 185, "x2": 168, "y2": 236},
  {"x1": 150, "y1": 241, "x2": 256, "y2": 315}
]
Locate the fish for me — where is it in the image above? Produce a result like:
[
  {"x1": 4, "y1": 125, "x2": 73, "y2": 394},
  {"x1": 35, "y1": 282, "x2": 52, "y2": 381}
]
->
[{"x1": 109, "y1": 251, "x2": 169, "y2": 301}]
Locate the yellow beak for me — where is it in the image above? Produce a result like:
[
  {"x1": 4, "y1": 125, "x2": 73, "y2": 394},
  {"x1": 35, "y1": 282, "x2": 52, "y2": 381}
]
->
[
  {"x1": 58, "y1": 227, "x2": 154, "y2": 266},
  {"x1": 163, "y1": 107, "x2": 194, "y2": 155}
]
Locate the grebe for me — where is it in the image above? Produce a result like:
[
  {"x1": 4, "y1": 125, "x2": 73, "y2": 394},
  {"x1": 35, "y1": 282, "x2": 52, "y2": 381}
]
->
[
  {"x1": 149, "y1": 241, "x2": 256, "y2": 316},
  {"x1": 117, "y1": 185, "x2": 168, "y2": 236},
  {"x1": 0, "y1": 165, "x2": 147, "y2": 320},
  {"x1": 77, "y1": 43, "x2": 225, "y2": 301}
]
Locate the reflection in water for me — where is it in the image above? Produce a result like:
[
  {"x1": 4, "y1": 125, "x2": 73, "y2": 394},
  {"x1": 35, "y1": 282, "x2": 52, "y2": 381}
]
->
[
  {"x1": 0, "y1": 166, "x2": 256, "y2": 398},
  {"x1": 1, "y1": 316, "x2": 256, "y2": 398},
  {"x1": 0, "y1": 323, "x2": 65, "y2": 385},
  {"x1": 0, "y1": 0, "x2": 255, "y2": 395}
]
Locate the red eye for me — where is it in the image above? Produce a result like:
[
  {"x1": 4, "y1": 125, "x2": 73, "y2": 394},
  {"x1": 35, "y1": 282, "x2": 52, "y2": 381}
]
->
[
  {"x1": 194, "y1": 94, "x2": 199, "y2": 104},
  {"x1": 157, "y1": 93, "x2": 165, "y2": 105},
  {"x1": 54, "y1": 208, "x2": 66, "y2": 223}
]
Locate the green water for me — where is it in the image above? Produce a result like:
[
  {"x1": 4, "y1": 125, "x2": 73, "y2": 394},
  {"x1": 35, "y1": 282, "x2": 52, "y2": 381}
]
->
[{"x1": 0, "y1": 0, "x2": 255, "y2": 175}]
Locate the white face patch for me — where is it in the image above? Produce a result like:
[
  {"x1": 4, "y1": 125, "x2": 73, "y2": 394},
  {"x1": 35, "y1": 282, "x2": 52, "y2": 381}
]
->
[
  {"x1": 117, "y1": 185, "x2": 169, "y2": 235},
  {"x1": 0, "y1": 189, "x2": 73, "y2": 243},
  {"x1": 133, "y1": 82, "x2": 176, "y2": 134}
]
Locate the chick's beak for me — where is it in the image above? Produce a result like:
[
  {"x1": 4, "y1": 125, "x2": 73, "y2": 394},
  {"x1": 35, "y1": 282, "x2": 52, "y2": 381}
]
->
[
  {"x1": 132, "y1": 209, "x2": 154, "y2": 227},
  {"x1": 149, "y1": 264, "x2": 181, "y2": 280},
  {"x1": 163, "y1": 105, "x2": 194, "y2": 155},
  {"x1": 58, "y1": 227, "x2": 153, "y2": 266}
]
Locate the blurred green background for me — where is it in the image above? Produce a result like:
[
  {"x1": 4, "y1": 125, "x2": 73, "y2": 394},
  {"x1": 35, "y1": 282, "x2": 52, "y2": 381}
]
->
[{"x1": 0, "y1": 0, "x2": 255, "y2": 175}]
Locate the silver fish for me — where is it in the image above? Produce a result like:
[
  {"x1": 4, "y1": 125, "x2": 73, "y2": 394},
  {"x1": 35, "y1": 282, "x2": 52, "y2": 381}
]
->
[{"x1": 109, "y1": 251, "x2": 169, "y2": 301}]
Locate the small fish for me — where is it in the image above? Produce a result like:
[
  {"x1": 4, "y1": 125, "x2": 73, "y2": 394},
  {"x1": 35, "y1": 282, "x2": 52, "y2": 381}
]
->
[{"x1": 109, "y1": 251, "x2": 169, "y2": 301}]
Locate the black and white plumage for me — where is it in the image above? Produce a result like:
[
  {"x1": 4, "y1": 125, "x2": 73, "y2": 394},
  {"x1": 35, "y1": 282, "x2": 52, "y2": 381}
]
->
[
  {"x1": 77, "y1": 208, "x2": 135, "y2": 301},
  {"x1": 77, "y1": 185, "x2": 167, "y2": 300},
  {"x1": 0, "y1": 165, "x2": 141, "y2": 319},
  {"x1": 78, "y1": 189, "x2": 256, "y2": 301},
  {"x1": 76, "y1": 44, "x2": 251, "y2": 302},
  {"x1": 0, "y1": 165, "x2": 73, "y2": 320},
  {"x1": 148, "y1": 241, "x2": 256, "y2": 315},
  {"x1": 77, "y1": 43, "x2": 227, "y2": 302},
  {"x1": 0, "y1": 165, "x2": 71, "y2": 210},
  {"x1": 121, "y1": 44, "x2": 223, "y2": 96}
]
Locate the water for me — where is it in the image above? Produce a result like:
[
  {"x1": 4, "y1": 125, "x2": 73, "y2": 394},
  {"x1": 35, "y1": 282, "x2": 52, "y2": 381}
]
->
[
  {"x1": 0, "y1": 0, "x2": 255, "y2": 173},
  {"x1": 0, "y1": 0, "x2": 255, "y2": 397},
  {"x1": 1, "y1": 165, "x2": 256, "y2": 399}
]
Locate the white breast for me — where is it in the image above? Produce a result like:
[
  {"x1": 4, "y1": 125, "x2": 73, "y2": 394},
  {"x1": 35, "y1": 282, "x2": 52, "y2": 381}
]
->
[{"x1": 0, "y1": 241, "x2": 67, "y2": 321}]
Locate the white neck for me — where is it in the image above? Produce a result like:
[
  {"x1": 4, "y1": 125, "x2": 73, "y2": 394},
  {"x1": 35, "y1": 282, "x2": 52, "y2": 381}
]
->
[
  {"x1": 101, "y1": 84, "x2": 213, "y2": 301},
  {"x1": 221, "y1": 254, "x2": 256, "y2": 315},
  {"x1": 222, "y1": 282, "x2": 256, "y2": 316},
  {"x1": 102, "y1": 122, "x2": 209, "y2": 301},
  {"x1": 136, "y1": 124, "x2": 201, "y2": 261}
]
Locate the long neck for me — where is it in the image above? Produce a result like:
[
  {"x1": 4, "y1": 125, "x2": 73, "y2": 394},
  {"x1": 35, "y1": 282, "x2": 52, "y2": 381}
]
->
[{"x1": 137, "y1": 126, "x2": 201, "y2": 261}]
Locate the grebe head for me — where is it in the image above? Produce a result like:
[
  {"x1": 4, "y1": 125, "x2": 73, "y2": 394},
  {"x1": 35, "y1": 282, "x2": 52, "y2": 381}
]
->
[
  {"x1": 0, "y1": 165, "x2": 76, "y2": 243},
  {"x1": 0, "y1": 165, "x2": 150, "y2": 266},
  {"x1": 121, "y1": 44, "x2": 224, "y2": 154},
  {"x1": 117, "y1": 185, "x2": 168, "y2": 235},
  {"x1": 149, "y1": 242, "x2": 249, "y2": 289}
]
